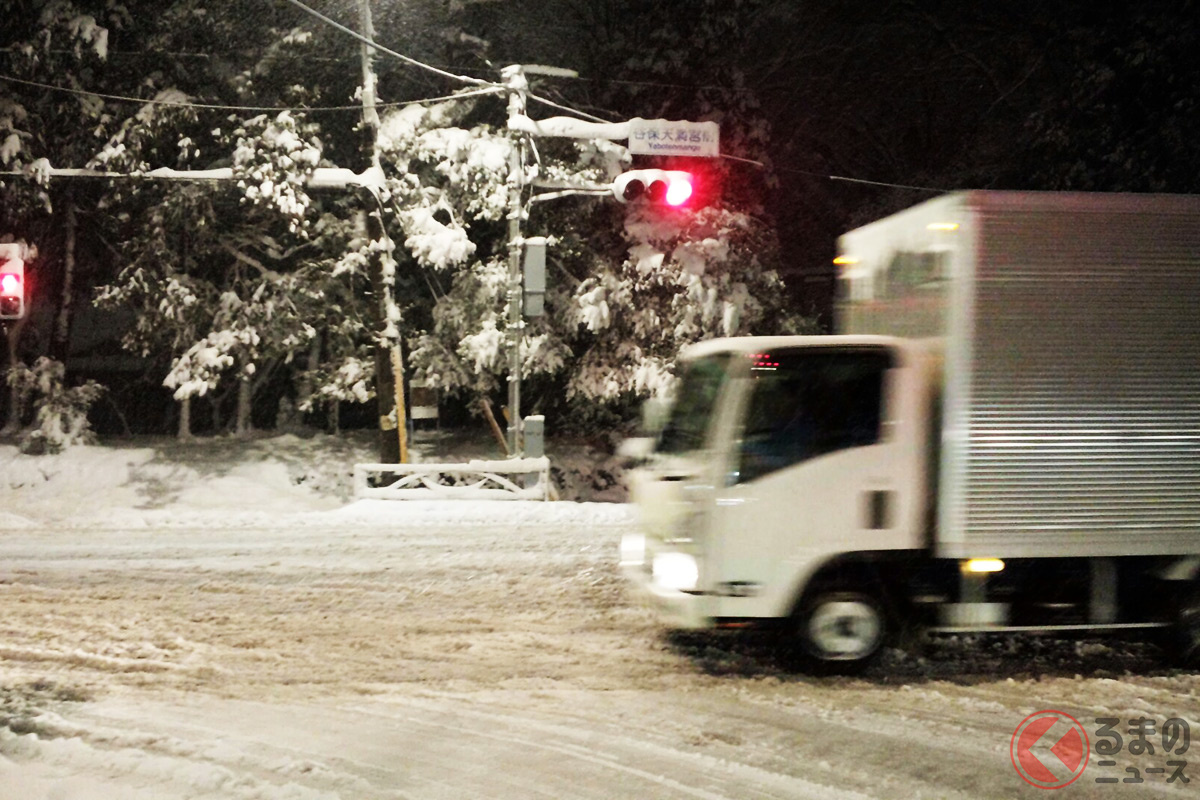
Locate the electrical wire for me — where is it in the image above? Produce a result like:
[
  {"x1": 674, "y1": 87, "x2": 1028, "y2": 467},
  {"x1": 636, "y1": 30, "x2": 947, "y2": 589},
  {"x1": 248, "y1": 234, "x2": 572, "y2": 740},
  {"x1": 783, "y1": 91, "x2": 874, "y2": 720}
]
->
[
  {"x1": 277, "y1": 0, "x2": 616, "y2": 126},
  {"x1": 824, "y1": 172, "x2": 946, "y2": 192},
  {"x1": 0, "y1": 74, "x2": 503, "y2": 113},
  {"x1": 277, "y1": 0, "x2": 496, "y2": 90},
  {"x1": 4, "y1": 11, "x2": 946, "y2": 198},
  {"x1": 524, "y1": 91, "x2": 613, "y2": 124}
]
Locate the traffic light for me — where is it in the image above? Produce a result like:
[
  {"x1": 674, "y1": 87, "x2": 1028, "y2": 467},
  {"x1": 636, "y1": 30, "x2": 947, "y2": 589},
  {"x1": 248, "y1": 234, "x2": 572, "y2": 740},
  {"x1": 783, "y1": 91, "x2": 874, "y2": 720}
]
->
[
  {"x1": 612, "y1": 169, "x2": 695, "y2": 207},
  {"x1": 0, "y1": 243, "x2": 25, "y2": 320}
]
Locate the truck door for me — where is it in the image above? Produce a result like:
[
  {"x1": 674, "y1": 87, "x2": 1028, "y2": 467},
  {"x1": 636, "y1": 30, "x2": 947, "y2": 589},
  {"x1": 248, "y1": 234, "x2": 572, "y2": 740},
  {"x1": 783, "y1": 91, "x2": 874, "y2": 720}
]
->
[{"x1": 707, "y1": 344, "x2": 925, "y2": 618}]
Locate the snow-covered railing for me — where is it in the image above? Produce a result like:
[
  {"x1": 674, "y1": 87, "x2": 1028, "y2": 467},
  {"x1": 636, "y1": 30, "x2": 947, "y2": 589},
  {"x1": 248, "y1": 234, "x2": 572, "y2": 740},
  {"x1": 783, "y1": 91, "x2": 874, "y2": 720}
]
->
[{"x1": 353, "y1": 458, "x2": 551, "y2": 501}]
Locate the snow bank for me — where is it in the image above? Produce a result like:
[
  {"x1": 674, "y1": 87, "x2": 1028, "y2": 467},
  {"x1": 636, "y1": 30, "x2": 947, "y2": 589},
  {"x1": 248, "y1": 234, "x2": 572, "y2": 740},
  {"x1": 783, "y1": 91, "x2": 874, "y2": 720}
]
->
[
  {"x1": 325, "y1": 498, "x2": 633, "y2": 528},
  {"x1": 0, "y1": 433, "x2": 632, "y2": 529}
]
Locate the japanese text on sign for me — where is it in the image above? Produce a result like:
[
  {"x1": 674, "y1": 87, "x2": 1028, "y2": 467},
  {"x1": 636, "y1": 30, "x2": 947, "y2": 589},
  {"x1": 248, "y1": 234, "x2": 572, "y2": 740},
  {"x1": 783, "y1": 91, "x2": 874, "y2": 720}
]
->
[{"x1": 627, "y1": 118, "x2": 719, "y2": 158}]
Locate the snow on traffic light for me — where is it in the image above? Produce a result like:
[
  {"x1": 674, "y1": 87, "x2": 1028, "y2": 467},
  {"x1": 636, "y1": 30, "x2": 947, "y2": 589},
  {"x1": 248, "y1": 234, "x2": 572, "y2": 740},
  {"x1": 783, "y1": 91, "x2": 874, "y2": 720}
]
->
[
  {"x1": 612, "y1": 170, "x2": 695, "y2": 207},
  {"x1": 0, "y1": 243, "x2": 25, "y2": 320}
]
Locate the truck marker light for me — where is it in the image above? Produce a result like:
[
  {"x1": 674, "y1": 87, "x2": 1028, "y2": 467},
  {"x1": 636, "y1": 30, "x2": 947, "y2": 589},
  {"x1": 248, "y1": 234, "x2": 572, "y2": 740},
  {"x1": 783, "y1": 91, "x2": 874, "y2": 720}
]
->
[
  {"x1": 964, "y1": 558, "x2": 1005, "y2": 573},
  {"x1": 833, "y1": 255, "x2": 857, "y2": 265},
  {"x1": 927, "y1": 222, "x2": 959, "y2": 231},
  {"x1": 745, "y1": 352, "x2": 779, "y2": 371}
]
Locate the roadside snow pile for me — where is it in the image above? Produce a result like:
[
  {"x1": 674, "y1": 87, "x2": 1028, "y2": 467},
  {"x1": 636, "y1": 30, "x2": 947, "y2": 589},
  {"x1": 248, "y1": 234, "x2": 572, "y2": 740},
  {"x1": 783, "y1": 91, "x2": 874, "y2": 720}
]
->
[
  {"x1": 325, "y1": 498, "x2": 634, "y2": 528},
  {"x1": 0, "y1": 444, "x2": 159, "y2": 527},
  {"x1": 0, "y1": 435, "x2": 356, "y2": 529},
  {"x1": 0, "y1": 431, "x2": 632, "y2": 529}
]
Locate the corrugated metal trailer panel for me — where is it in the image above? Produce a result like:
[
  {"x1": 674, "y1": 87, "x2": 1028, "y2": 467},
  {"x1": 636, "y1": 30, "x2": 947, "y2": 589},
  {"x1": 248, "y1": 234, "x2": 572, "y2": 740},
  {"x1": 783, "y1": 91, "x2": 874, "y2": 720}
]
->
[{"x1": 841, "y1": 191, "x2": 1200, "y2": 558}]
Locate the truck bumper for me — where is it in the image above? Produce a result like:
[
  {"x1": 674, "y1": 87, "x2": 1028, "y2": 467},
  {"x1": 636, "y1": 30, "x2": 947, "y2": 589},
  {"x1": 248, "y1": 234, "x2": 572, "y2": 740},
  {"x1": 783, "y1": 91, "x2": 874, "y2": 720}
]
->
[{"x1": 620, "y1": 562, "x2": 712, "y2": 630}]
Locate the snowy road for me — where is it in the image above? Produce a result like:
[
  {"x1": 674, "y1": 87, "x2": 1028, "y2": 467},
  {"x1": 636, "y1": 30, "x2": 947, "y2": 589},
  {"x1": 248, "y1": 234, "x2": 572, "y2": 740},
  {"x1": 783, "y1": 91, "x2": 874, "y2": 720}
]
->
[{"x1": 3, "y1": 505, "x2": 1200, "y2": 799}]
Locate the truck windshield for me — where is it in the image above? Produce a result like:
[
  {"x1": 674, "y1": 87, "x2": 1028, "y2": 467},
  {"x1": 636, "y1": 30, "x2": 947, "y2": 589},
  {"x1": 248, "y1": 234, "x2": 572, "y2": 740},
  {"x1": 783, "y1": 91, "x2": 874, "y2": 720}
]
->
[
  {"x1": 736, "y1": 347, "x2": 892, "y2": 483},
  {"x1": 657, "y1": 354, "x2": 731, "y2": 454}
]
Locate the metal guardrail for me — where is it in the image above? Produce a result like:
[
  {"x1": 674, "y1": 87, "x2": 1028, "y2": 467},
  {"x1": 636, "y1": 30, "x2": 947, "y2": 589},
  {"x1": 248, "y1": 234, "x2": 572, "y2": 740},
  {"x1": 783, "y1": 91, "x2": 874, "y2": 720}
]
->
[{"x1": 353, "y1": 457, "x2": 552, "y2": 501}]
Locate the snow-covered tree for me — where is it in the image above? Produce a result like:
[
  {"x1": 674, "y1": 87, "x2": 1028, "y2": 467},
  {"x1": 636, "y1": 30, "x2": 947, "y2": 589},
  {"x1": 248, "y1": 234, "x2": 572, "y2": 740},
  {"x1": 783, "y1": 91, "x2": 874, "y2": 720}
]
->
[
  {"x1": 379, "y1": 98, "x2": 571, "y2": 408},
  {"x1": 6, "y1": 0, "x2": 808, "y2": 443},
  {"x1": 5, "y1": 356, "x2": 104, "y2": 452},
  {"x1": 0, "y1": 0, "x2": 132, "y2": 435},
  {"x1": 86, "y1": 16, "x2": 379, "y2": 438},
  {"x1": 566, "y1": 202, "x2": 801, "y2": 402},
  {"x1": 95, "y1": 119, "x2": 372, "y2": 437},
  {"x1": 382, "y1": 92, "x2": 803, "y2": 430}
]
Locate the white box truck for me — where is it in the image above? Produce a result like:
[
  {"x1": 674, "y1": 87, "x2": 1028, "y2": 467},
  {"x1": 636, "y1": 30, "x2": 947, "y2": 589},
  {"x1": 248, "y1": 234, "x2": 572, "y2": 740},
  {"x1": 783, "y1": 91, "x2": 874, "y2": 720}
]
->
[{"x1": 621, "y1": 191, "x2": 1200, "y2": 671}]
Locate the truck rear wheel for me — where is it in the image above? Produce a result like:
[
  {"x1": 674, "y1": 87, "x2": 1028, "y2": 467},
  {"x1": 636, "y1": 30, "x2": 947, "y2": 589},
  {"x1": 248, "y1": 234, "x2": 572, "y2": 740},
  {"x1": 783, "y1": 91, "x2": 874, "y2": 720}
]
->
[{"x1": 786, "y1": 590, "x2": 886, "y2": 673}]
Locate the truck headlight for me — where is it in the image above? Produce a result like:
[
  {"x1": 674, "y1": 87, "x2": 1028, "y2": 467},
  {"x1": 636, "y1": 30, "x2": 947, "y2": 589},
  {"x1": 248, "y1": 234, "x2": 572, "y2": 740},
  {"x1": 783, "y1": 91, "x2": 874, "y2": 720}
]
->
[{"x1": 652, "y1": 552, "x2": 699, "y2": 591}]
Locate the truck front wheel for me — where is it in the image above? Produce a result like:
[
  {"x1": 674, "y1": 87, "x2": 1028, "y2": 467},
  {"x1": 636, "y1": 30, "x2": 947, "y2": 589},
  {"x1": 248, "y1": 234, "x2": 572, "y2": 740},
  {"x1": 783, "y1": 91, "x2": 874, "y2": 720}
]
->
[{"x1": 786, "y1": 590, "x2": 886, "y2": 673}]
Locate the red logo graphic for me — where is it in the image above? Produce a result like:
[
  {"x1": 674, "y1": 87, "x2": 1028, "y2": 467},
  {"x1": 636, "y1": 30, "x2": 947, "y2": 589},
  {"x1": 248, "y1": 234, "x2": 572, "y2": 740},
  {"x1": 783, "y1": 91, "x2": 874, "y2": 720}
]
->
[{"x1": 1011, "y1": 710, "x2": 1089, "y2": 789}]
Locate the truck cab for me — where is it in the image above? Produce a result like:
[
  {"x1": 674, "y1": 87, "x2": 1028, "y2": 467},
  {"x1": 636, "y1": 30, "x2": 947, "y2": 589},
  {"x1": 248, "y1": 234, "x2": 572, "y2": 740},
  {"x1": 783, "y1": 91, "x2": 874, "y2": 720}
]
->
[{"x1": 623, "y1": 334, "x2": 937, "y2": 666}]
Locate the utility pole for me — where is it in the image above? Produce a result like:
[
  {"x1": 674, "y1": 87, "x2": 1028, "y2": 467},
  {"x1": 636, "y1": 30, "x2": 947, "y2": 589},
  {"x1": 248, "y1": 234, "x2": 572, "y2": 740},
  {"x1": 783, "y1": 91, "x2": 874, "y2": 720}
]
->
[
  {"x1": 358, "y1": 0, "x2": 407, "y2": 463},
  {"x1": 502, "y1": 65, "x2": 527, "y2": 457}
]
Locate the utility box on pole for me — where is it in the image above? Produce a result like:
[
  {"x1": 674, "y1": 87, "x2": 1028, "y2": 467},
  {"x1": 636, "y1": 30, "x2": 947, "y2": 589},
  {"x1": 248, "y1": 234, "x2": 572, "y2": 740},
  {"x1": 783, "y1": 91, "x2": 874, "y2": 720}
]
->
[
  {"x1": 523, "y1": 414, "x2": 545, "y2": 459},
  {"x1": 522, "y1": 414, "x2": 546, "y2": 491},
  {"x1": 523, "y1": 238, "x2": 547, "y2": 317}
]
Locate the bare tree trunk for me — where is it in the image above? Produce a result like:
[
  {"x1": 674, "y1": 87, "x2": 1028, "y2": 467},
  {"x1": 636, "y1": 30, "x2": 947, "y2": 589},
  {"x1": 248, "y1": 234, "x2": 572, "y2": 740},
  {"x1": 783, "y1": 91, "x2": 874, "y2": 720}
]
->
[
  {"x1": 211, "y1": 390, "x2": 222, "y2": 433},
  {"x1": 50, "y1": 201, "x2": 77, "y2": 363},
  {"x1": 1, "y1": 323, "x2": 26, "y2": 435},
  {"x1": 236, "y1": 377, "x2": 252, "y2": 438},
  {"x1": 297, "y1": 333, "x2": 321, "y2": 422},
  {"x1": 177, "y1": 395, "x2": 193, "y2": 441},
  {"x1": 480, "y1": 396, "x2": 510, "y2": 456}
]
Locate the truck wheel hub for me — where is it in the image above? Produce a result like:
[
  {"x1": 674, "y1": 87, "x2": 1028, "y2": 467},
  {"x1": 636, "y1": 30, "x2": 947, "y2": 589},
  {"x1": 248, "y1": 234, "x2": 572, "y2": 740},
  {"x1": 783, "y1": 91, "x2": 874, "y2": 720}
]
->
[{"x1": 808, "y1": 600, "x2": 881, "y2": 659}]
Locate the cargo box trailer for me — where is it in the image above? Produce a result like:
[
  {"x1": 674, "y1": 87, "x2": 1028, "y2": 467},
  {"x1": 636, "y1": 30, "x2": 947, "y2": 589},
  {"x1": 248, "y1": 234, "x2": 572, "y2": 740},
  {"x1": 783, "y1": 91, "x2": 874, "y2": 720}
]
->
[{"x1": 621, "y1": 191, "x2": 1200, "y2": 671}]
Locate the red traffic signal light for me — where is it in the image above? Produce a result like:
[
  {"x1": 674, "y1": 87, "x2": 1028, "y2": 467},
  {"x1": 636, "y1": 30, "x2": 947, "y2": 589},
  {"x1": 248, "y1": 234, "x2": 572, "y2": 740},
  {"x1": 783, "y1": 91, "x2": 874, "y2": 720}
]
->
[
  {"x1": 0, "y1": 243, "x2": 25, "y2": 320},
  {"x1": 612, "y1": 170, "x2": 695, "y2": 207}
]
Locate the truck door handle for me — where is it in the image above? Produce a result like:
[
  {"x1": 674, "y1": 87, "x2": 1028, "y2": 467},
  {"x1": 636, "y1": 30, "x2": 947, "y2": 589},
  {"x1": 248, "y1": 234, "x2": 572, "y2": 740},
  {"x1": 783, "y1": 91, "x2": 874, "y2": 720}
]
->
[{"x1": 864, "y1": 490, "x2": 894, "y2": 530}]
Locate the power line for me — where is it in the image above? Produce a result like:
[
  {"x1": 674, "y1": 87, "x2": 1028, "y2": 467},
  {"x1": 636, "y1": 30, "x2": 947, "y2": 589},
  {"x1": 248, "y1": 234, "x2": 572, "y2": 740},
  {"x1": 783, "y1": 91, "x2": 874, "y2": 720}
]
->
[
  {"x1": 277, "y1": 0, "x2": 496, "y2": 90},
  {"x1": 0, "y1": 74, "x2": 503, "y2": 113},
  {"x1": 826, "y1": 173, "x2": 946, "y2": 193},
  {"x1": 2, "y1": 71, "x2": 949, "y2": 194},
  {"x1": 524, "y1": 91, "x2": 612, "y2": 124},
  {"x1": 277, "y1": 0, "x2": 614, "y2": 125},
  {"x1": 4, "y1": 23, "x2": 944, "y2": 196},
  {"x1": 767, "y1": 161, "x2": 947, "y2": 192},
  {"x1": 732, "y1": 159, "x2": 949, "y2": 193},
  {"x1": 2, "y1": 43, "x2": 772, "y2": 98}
]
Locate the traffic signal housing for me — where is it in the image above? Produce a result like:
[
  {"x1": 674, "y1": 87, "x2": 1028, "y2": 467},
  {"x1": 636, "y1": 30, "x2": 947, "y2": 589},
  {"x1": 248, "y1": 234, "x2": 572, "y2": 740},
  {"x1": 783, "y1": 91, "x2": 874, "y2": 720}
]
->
[
  {"x1": 0, "y1": 243, "x2": 25, "y2": 320},
  {"x1": 612, "y1": 169, "x2": 695, "y2": 207}
]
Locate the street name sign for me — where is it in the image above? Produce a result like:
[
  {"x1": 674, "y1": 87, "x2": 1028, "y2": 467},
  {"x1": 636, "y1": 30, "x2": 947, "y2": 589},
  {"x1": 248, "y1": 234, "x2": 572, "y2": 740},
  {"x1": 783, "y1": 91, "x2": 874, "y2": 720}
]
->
[{"x1": 627, "y1": 118, "x2": 719, "y2": 158}]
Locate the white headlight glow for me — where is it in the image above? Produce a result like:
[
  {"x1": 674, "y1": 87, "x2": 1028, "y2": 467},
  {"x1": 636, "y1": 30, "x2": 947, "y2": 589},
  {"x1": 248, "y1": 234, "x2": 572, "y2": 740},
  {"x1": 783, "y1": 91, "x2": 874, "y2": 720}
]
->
[{"x1": 652, "y1": 552, "x2": 699, "y2": 591}]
